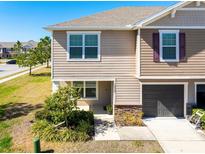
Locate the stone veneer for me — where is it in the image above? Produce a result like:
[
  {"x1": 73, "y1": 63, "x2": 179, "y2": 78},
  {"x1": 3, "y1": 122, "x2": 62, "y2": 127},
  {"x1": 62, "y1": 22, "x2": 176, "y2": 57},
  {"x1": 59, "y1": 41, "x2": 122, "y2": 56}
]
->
[{"x1": 114, "y1": 105, "x2": 142, "y2": 126}]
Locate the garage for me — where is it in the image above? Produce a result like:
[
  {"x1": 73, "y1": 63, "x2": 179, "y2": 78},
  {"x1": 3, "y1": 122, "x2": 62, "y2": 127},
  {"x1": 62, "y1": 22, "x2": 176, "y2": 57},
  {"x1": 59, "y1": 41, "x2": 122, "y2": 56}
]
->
[{"x1": 142, "y1": 85, "x2": 184, "y2": 117}]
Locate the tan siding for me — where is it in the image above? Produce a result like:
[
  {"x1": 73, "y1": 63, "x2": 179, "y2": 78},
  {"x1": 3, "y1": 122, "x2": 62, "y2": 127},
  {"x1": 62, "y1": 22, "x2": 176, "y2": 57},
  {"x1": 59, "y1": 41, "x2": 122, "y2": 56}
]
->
[
  {"x1": 58, "y1": 81, "x2": 111, "y2": 106},
  {"x1": 148, "y1": 11, "x2": 205, "y2": 26},
  {"x1": 53, "y1": 30, "x2": 140, "y2": 105},
  {"x1": 184, "y1": 2, "x2": 205, "y2": 8},
  {"x1": 140, "y1": 29, "x2": 205, "y2": 76}
]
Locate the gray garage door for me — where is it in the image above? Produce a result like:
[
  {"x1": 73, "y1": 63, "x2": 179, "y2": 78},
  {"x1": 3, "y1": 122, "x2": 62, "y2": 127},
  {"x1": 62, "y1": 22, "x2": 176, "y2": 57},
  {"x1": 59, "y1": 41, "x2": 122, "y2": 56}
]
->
[{"x1": 142, "y1": 85, "x2": 184, "y2": 117}]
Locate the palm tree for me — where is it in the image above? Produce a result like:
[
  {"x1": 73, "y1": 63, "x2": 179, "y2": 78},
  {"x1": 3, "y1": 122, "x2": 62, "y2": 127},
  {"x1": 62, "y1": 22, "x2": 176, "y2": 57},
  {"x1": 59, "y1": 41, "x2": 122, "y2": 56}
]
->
[{"x1": 13, "y1": 40, "x2": 23, "y2": 57}]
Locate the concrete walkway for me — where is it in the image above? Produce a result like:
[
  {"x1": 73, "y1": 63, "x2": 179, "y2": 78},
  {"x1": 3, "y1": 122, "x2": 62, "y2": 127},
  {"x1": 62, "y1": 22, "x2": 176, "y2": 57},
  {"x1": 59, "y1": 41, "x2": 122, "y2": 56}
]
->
[
  {"x1": 144, "y1": 118, "x2": 205, "y2": 153},
  {"x1": 118, "y1": 126, "x2": 156, "y2": 140},
  {"x1": 94, "y1": 115, "x2": 155, "y2": 141},
  {"x1": 0, "y1": 65, "x2": 45, "y2": 84},
  {"x1": 94, "y1": 114, "x2": 120, "y2": 140}
]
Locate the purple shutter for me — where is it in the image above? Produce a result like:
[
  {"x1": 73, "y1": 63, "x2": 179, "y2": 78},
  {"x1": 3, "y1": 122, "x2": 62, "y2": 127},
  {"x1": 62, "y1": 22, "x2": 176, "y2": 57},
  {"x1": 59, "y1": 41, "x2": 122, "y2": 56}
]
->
[
  {"x1": 179, "y1": 33, "x2": 186, "y2": 61},
  {"x1": 153, "y1": 33, "x2": 160, "y2": 62}
]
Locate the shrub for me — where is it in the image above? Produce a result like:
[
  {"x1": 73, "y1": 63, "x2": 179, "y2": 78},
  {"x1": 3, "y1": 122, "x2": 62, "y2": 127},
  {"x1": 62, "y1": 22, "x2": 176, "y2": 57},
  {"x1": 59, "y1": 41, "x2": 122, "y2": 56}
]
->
[
  {"x1": 44, "y1": 86, "x2": 80, "y2": 126},
  {"x1": 192, "y1": 108, "x2": 205, "y2": 129},
  {"x1": 32, "y1": 120, "x2": 90, "y2": 142},
  {"x1": 123, "y1": 111, "x2": 144, "y2": 126},
  {"x1": 106, "y1": 104, "x2": 113, "y2": 114},
  {"x1": 35, "y1": 109, "x2": 64, "y2": 124},
  {"x1": 33, "y1": 85, "x2": 94, "y2": 142},
  {"x1": 76, "y1": 120, "x2": 94, "y2": 135},
  {"x1": 67, "y1": 110, "x2": 94, "y2": 127}
]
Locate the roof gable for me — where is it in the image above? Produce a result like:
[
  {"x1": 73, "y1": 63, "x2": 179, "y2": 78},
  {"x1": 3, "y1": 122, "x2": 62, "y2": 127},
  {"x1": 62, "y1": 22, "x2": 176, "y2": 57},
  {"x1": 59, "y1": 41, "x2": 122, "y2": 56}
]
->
[{"x1": 134, "y1": 1, "x2": 205, "y2": 28}]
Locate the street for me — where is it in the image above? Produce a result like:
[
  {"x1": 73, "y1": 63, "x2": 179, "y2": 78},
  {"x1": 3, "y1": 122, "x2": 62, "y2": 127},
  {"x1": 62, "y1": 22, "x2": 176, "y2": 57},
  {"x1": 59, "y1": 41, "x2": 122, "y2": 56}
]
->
[{"x1": 0, "y1": 64, "x2": 28, "y2": 78}]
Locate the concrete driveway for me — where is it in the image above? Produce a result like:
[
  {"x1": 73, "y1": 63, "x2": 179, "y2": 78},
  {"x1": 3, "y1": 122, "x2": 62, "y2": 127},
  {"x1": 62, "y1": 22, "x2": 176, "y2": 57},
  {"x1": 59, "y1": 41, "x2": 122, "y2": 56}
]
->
[
  {"x1": 144, "y1": 118, "x2": 205, "y2": 153},
  {"x1": 0, "y1": 64, "x2": 27, "y2": 78}
]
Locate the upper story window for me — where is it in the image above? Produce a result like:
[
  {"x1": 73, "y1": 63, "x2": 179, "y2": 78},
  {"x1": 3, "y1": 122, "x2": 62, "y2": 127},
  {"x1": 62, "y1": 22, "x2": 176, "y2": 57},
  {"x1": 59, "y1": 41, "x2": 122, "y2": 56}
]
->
[
  {"x1": 159, "y1": 30, "x2": 179, "y2": 62},
  {"x1": 67, "y1": 32, "x2": 101, "y2": 61}
]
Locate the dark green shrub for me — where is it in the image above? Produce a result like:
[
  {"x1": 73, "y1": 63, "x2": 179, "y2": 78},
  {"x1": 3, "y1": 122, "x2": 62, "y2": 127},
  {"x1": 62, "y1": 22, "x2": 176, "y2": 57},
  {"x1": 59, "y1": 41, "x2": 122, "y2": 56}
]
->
[
  {"x1": 67, "y1": 110, "x2": 94, "y2": 127},
  {"x1": 35, "y1": 110, "x2": 50, "y2": 120},
  {"x1": 35, "y1": 109, "x2": 64, "y2": 124},
  {"x1": 76, "y1": 120, "x2": 94, "y2": 135}
]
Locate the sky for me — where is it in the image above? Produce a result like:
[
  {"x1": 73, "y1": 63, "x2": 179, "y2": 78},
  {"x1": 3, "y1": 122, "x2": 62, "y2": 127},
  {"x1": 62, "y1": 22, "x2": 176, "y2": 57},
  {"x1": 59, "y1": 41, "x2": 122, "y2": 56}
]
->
[{"x1": 0, "y1": 1, "x2": 177, "y2": 42}]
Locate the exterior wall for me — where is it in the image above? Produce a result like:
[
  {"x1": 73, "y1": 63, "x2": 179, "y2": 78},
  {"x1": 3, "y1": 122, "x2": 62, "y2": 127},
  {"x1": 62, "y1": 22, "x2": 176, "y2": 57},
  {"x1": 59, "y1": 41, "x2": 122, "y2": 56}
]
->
[
  {"x1": 140, "y1": 29, "x2": 205, "y2": 76},
  {"x1": 147, "y1": 10, "x2": 205, "y2": 27},
  {"x1": 58, "y1": 81, "x2": 111, "y2": 107},
  {"x1": 53, "y1": 30, "x2": 141, "y2": 105},
  {"x1": 184, "y1": 2, "x2": 205, "y2": 8}
]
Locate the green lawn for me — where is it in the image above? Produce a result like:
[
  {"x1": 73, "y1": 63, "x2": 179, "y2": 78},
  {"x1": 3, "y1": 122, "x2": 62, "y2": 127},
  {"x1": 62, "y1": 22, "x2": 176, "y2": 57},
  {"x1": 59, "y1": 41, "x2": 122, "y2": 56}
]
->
[{"x1": 0, "y1": 67, "x2": 51, "y2": 152}]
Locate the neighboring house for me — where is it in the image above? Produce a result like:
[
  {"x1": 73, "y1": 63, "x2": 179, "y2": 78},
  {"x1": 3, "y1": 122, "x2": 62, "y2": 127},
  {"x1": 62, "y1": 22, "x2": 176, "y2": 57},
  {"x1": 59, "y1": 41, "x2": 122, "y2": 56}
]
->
[
  {"x1": 0, "y1": 40, "x2": 37, "y2": 58},
  {"x1": 45, "y1": 1, "x2": 205, "y2": 124}
]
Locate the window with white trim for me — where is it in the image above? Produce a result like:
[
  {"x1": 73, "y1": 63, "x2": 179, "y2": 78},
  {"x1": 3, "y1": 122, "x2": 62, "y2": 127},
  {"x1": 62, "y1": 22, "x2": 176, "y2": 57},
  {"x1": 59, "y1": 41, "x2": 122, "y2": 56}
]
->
[
  {"x1": 72, "y1": 81, "x2": 97, "y2": 99},
  {"x1": 160, "y1": 30, "x2": 179, "y2": 62},
  {"x1": 67, "y1": 32, "x2": 100, "y2": 61}
]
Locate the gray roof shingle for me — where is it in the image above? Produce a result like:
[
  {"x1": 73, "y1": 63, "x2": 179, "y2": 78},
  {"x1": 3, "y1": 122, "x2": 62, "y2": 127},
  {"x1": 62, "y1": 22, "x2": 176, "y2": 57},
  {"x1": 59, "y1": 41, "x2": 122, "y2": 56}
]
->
[{"x1": 49, "y1": 6, "x2": 165, "y2": 28}]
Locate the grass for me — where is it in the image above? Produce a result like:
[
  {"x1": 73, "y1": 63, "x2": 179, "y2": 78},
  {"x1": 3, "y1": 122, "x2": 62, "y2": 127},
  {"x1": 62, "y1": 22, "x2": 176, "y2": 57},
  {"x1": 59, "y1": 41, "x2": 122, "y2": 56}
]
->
[
  {"x1": 0, "y1": 67, "x2": 51, "y2": 152},
  {"x1": 36, "y1": 140, "x2": 163, "y2": 153},
  {"x1": 0, "y1": 67, "x2": 51, "y2": 105}
]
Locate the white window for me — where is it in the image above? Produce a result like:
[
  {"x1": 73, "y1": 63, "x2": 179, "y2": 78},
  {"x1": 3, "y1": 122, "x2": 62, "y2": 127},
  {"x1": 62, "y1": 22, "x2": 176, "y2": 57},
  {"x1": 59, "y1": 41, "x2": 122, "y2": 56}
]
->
[
  {"x1": 67, "y1": 31, "x2": 101, "y2": 61},
  {"x1": 159, "y1": 30, "x2": 179, "y2": 62},
  {"x1": 72, "y1": 81, "x2": 98, "y2": 99}
]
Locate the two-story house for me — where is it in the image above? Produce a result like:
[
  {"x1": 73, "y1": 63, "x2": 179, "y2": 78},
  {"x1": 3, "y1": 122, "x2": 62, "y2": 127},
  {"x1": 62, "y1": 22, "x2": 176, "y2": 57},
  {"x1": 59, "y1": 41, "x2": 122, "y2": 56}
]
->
[{"x1": 45, "y1": 1, "x2": 205, "y2": 125}]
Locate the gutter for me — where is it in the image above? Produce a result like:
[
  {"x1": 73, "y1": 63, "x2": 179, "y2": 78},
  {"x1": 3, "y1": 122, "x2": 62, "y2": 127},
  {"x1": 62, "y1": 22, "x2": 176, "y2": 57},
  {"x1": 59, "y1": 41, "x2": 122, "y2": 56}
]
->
[{"x1": 44, "y1": 25, "x2": 133, "y2": 31}]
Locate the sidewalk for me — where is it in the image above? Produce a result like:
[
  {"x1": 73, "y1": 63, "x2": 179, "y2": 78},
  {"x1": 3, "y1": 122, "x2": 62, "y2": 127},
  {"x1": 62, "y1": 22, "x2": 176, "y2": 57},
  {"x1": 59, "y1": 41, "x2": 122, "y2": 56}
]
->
[{"x1": 94, "y1": 114, "x2": 156, "y2": 141}]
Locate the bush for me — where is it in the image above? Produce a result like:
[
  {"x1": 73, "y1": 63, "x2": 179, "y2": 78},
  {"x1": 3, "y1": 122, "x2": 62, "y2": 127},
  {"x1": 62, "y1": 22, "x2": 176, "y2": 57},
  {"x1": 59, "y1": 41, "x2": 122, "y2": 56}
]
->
[
  {"x1": 33, "y1": 110, "x2": 94, "y2": 142},
  {"x1": 67, "y1": 110, "x2": 94, "y2": 127},
  {"x1": 123, "y1": 111, "x2": 144, "y2": 126},
  {"x1": 76, "y1": 120, "x2": 94, "y2": 135},
  {"x1": 32, "y1": 120, "x2": 90, "y2": 142},
  {"x1": 33, "y1": 85, "x2": 94, "y2": 142},
  {"x1": 35, "y1": 109, "x2": 64, "y2": 124},
  {"x1": 106, "y1": 104, "x2": 113, "y2": 114},
  {"x1": 192, "y1": 108, "x2": 205, "y2": 129}
]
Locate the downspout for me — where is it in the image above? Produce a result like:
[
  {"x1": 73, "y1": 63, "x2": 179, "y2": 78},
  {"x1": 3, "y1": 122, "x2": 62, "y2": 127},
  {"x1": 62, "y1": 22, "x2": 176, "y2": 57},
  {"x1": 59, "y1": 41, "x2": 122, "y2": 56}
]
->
[{"x1": 136, "y1": 28, "x2": 141, "y2": 78}]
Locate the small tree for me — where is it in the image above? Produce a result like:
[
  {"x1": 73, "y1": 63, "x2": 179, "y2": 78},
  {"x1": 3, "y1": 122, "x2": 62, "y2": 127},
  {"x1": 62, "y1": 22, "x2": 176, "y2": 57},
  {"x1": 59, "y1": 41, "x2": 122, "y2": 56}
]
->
[
  {"x1": 45, "y1": 86, "x2": 80, "y2": 126},
  {"x1": 16, "y1": 48, "x2": 38, "y2": 75},
  {"x1": 37, "y1": 36, "x2": 51, "y2": 67}
]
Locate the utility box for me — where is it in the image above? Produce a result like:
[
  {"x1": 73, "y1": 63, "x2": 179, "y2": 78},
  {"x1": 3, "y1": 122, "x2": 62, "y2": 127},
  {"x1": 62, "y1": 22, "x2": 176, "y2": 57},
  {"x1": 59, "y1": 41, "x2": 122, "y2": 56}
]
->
[{"x1": 33, "y1": 137, "x2": 41, "y2": 153}]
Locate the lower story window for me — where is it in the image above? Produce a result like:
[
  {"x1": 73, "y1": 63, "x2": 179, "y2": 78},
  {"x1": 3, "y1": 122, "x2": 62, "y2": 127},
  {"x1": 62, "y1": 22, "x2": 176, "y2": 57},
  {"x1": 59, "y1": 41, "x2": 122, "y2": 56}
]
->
[{"x1": 72, "y1": 81, "x2": 97, "y2": 99}]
